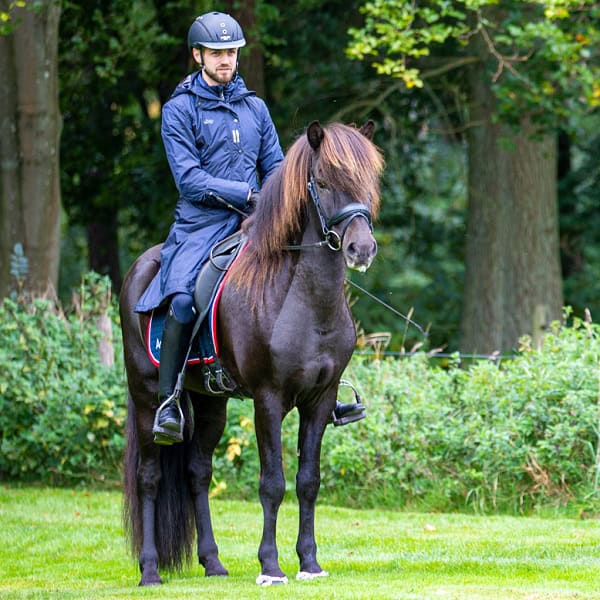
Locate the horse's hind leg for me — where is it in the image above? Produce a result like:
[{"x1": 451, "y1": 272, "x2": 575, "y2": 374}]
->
[
  {"x1": 137, "y1": 447, "x2": 163, "y2": 585},
  {"x1": 128, "y1": 403, "x2": 164, "y2": 586},
  {"x1": 187, "y1": 393, "x2": 229, "y2": 576}
]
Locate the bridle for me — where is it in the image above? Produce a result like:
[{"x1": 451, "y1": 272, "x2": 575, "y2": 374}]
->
[{"x1": 284, "y1": 174, "x2": 373, "y2": 252}]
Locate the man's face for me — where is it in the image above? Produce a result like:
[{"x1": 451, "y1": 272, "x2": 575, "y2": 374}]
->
[{"x1": 195, "y1": 47, "x2": 238, "y2": 86}]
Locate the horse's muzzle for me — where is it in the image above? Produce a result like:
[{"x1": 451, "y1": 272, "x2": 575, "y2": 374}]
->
[{"x1": 343, "y1": 235, "x2": 377, "y2": 272}]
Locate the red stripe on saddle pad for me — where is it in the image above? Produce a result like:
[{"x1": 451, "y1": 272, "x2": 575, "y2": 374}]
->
[{"x1": 210, "y1": 242, "x2": 249, "y2": 357}]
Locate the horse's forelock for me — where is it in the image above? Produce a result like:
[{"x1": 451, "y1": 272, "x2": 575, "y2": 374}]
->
[{"x1": 316, "y1": 124, "x2": 384, "y2": 218}]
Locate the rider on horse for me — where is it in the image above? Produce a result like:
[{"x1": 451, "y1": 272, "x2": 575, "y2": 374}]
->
[{"x1": 135, "y1": 11, "x2": 365, "y2": 445}]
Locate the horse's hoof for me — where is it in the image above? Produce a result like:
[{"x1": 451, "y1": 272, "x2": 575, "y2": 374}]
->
[
  {"x1": 138, "y1": 575, "x2": 162, "y2": 586},
  {"x1": 256, "y1": 574, "x2": 289, "y2": 586},
  {"x1": 204, "y1": 561, "x2": 229, "y2": 577},
  {"x1": 296, "y1": 570, "x2": 329, "y2": 580}
]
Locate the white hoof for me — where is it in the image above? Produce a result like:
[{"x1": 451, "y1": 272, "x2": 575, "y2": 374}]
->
[
  {"x1": 256, "y1": 574, "x2": 289, "y2": 586},
  {"x1": 296, "y1": 570, "x2": 329, "y2": 580}
]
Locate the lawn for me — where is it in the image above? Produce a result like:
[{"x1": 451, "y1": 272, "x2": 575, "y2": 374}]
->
[{"x1": 0, "y1": 486, "x2": 599, "y2": 599}]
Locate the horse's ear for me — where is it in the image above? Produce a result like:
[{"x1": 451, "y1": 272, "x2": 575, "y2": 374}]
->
[
  {"x1": 307, "y1": 121, "x2": 324, "y2": 150},
  {"x1": 359, "y1": 120, "x2": 376, "y2": 140}
]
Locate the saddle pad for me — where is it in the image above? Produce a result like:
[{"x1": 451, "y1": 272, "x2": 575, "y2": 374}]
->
[{"x1": 146, "y1": 304, "x2": 204, "y2": 367}]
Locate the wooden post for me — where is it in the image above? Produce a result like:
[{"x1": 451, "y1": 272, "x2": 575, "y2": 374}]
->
[
  {"x1": 532, "y1": 304, "x2": 549, "y2": 351},
  {"x1": 97, "y1": 311, "x2": 114, "y2": 367}
]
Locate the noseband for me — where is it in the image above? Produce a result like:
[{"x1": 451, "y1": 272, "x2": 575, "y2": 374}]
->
[{"x1": 285, "y1": 175, "x2": 373, "y2": 252}]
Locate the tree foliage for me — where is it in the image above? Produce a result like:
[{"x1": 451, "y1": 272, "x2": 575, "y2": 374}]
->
[
  {"x1": 347, "y1": 0, "x2": 600, "y2": 130},
  {"x1": 344, "y1": 0, "x2": 600, "y2": 353},
  {"x1": 348, "y1": 0, "x2": 600, "y2": 125},
  {"x1": 52, "y1": 0, "x2": 600, "y2": 349}
]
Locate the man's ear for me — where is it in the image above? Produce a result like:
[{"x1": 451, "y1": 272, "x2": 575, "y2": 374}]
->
[{"x1": 192, "y1": 47, "x2": 203, "y2": 66}]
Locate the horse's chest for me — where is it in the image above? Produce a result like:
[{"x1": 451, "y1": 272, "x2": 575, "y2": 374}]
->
[{"x1": 268, "y1": 294, "x2": 355, "y2": 386}]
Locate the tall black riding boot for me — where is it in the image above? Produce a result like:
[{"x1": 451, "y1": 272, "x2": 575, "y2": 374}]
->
[{"x1": 152, "y1": 306, "x2": 194, "y2": 445}]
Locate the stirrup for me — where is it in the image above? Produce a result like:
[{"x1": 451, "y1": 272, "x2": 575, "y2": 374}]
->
[
  {"x1": 331, "y1": 380, "x2": 367, "y2": 427},
  {"x1": 202, "y1": 362, "x2": 237, "y2": 395},
  {"x1": 153, "y1": 395, "x2": 185, "y2": 445}
]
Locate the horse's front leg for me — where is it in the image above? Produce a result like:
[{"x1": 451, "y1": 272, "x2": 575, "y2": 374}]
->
[
  {"x1": 254, "y1": 391, "x2": 288, "y2": 585},
  {"x1": 187, "y1": 393, "x2": 229, "y2": 577},
  {"x1": 295, "y1": 390, "x2": 333, "y2": 580}
]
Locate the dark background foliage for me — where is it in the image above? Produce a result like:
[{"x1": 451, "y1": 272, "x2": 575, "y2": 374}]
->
[{"x1": 56, "y1": 0, "x2": 600, "y2": 352}]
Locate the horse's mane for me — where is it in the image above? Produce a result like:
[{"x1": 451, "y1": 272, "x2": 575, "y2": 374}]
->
[{"x1": 228, "y1": 122, "x2": 384, "y2": 300}]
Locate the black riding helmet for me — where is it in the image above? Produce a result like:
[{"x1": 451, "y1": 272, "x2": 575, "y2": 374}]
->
[{"x1": 188, "y1": 11, "x2": 246, "y2": 51}]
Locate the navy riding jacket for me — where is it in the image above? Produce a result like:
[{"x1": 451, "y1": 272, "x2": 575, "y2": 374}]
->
[{"x1": 136, "y1": 71, "x2": 283, "y2": 313}]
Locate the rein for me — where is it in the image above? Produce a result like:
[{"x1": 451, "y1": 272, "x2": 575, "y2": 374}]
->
[
  {"x1": 214, "y1": 176, "x2": 425, "y2": 336},
  {"x1": 285, "y1": 175, "x2": 427, "y2": 338},
  {"x1": 284, "y1": 175, "x2": 373, "y2": 252}
]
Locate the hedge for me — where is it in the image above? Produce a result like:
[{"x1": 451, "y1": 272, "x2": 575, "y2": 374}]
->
[{"x1": 1, "y1": 276, "x2": 599, "y2": 514}]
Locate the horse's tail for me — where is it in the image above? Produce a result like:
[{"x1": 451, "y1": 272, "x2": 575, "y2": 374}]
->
[{"x1": 122, "y1": 393, "x2": 195, "y2": 571}]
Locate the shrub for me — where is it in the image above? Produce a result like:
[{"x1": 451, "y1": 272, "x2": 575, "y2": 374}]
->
[
  {"x1": 0, "y1": 274, "x2": 125, "y2": 485},
  {"x1": 2, "y1": 279, "x2": 599, "y2": 515},
  {"x1": 215, "y1": 312, "x2": 600, "y2": 514},
  {"x1": 316, "y1": 313, "x2": 600, "y2": 513}
]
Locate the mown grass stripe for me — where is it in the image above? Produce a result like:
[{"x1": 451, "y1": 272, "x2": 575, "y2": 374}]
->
[{"x1": 0, "y1": 487, "x2": 599, "y2": 599}]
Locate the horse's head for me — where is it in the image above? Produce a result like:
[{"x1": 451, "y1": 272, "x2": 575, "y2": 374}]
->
[
  {"x1": 229, "y1": 120, "x2": 384, "y2": 303},
  {"x1": 306, "y1": 120, "x2": 383, "y2": 272}
]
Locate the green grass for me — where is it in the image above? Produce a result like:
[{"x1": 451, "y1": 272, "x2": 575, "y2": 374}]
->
[{"x1": 1, "y1": 486, "x2": 599, "y2": 599}]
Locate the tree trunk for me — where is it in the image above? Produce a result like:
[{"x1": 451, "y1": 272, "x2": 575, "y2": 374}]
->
[
  {"x1": 460, "y1": 62, "x2": 563, "y2": 354},
  {"x1": 0, "y1": 1, "x2": 62, "y2": 298},
  {"x1": 86, "y1": 211, "x2": 122, "y2": 292},
  {"x1": 223, "y1": 0, "x2": 265, "y2": 97}
]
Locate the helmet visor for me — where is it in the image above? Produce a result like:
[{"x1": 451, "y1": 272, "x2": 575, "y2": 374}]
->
[{"x1": 192, "y1": 38, "x2": 246, "y2": 50}]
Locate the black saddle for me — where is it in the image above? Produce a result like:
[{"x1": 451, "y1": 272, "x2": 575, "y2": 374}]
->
[{"x1": 190, "y1": 231, "x2": 246, "y2": 394}]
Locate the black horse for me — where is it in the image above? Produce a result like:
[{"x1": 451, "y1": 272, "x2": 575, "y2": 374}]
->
[{"x1": 120, "y1": 120, "x2": 384, "y2": 585}]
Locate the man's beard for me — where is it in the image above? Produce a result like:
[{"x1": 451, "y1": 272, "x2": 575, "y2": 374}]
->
[{"x1": 203, "y1": 65, "x2": 234, "y2": 85}]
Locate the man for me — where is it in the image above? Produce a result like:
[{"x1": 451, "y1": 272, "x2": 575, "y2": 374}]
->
[{"x1": 136, "y1": 11, "x2": 365, "y2": 445}]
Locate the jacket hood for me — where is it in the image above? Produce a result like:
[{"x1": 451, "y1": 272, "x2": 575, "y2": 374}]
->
[{"x1": 170, "y1": 71, "x2": 254, "y2": 104}]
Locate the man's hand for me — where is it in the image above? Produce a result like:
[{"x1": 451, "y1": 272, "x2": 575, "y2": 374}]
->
[{"x1": 247, "y1": 191, "x2": 261, "y2": 212}]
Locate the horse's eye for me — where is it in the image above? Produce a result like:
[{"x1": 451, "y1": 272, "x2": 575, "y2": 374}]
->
[{"x1": 317, "y1": 180, "x2": 328, "y2": 190}]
